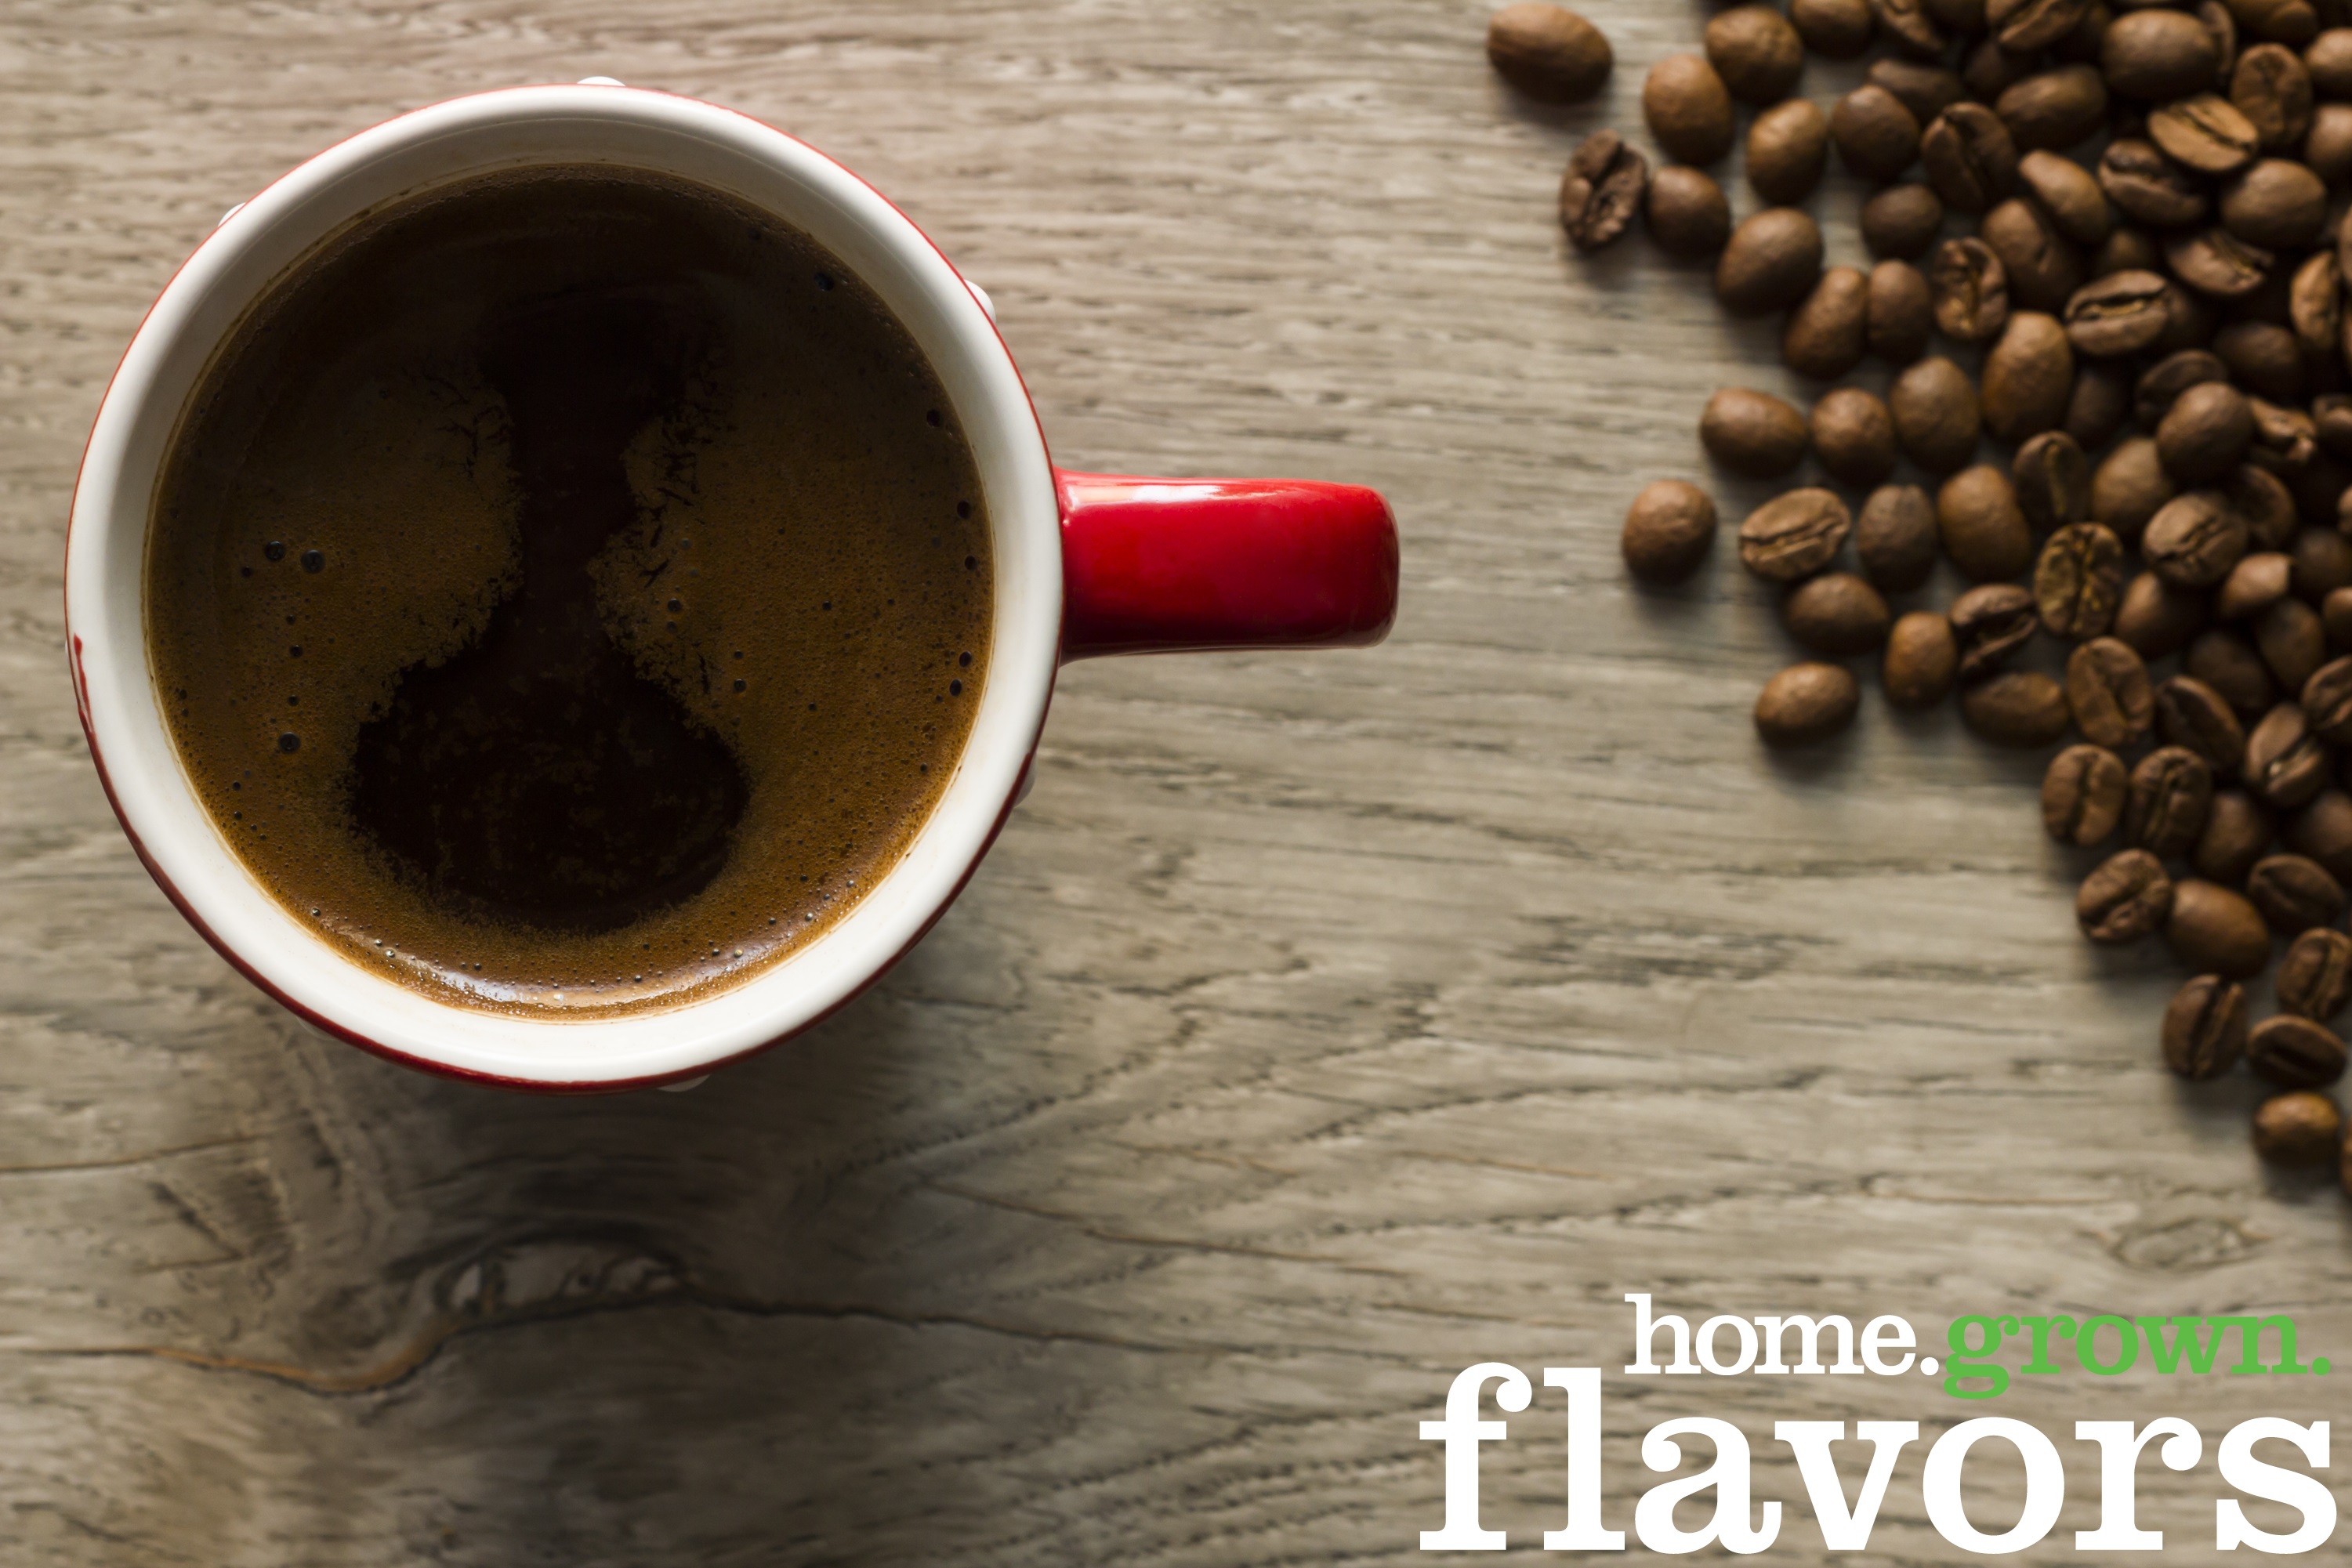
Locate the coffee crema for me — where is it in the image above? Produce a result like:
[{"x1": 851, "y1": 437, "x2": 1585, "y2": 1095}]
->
[{"x1": 147, "y1": 165, "x2": 992, "y2": 1017}]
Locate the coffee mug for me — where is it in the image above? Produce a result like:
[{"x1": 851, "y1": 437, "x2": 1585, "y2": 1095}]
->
[{"x1": 65, "y1": 82, "x2": 1398, "y2": 1092}]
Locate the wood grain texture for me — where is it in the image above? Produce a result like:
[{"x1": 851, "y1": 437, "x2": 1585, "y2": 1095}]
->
[{"x1": 2, "y1": 2, "x2": 2348, "y2": 1563}]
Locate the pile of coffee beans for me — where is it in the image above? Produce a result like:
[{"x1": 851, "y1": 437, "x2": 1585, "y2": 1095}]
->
[{"x1": 1492, "y1": 0, "x2": 2352, "y2": 1190}]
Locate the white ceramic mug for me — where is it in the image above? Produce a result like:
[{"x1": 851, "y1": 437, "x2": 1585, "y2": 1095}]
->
[{"x1": 66, "y1": 84, "x2": 1397, "y2": 1092}]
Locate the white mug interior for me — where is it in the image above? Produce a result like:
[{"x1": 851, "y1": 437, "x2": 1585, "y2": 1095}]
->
[{"x1": 65, "y1": 85, "x2": 1061, "y2": 1088}]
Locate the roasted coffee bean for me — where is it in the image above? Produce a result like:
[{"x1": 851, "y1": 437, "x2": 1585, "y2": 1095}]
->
[
  {"x1": 2092, "y1": 436, "x2": 2177, "y2": 543},
  {"x1": 1922, "y1": 103, "x2": 2020, "y2": 212},
  {"x1": 2303, "y1": 653, "x2": 2352, "y2": 741},
  {"x1": 2278, "y1": 927, "x2": 2352, "y2": 1019},
  {"x1": 2292, "y1": 527, "x2": 2352, "y2": 600},
  {"x1": 2194, "y1": 788, "x2": 2275, "y2": 883},
  {"x1": 1810, "y1": 388, "x2": 1898, "y2": 486},
  {"x1": 1487, "y1": 5, "x2": 1615, "y2": 102},
  {"x1": 1991, "y1": 0, "x2": 2093, "y2": 54},
  {"x1": 1856, "y1": 484, "x2": 1940, "y2": 592},
  {"x1": 2288, "y1": 789, "x2": 2352, "y2": 881},
  {"x1": 1646, "y1": 166, "x2": 1734, "y2": 260},
  {"x1": 2317, "y1": 395, "x2": 2352, "y2": 463},
  {"x1": 1981, "y1": 197, "x2": 2083, "y2": 312},
  {"x1": 2096, "y1": 226, "x2": 2163, "y2": 277},
  {"x1": 1832, "y1": 85, "x2": 1924, "y2": 181},
  {"x1": 2238, "y1": 1, "x2": 2318, "y2": 49},
  {"x1": 2064, "y1": 270, "x2": 2177, "y2": 357},
  {"x1": 2079, "y1": 847, "x2": 2178, "y2": 942},
  {"x1": 1645, "y1": 55, "x2": 1737, "y2": 165},
  {"x1": 1791, "y1": 0, "x2": 1876, "y2": 60},
  {"x1": 2167, "y1": 879, "x2": 2274, "y2": 977},
  {"x1": 2187, "y1": 628, "x2": 2278, "y2": 713},
  {"x1": 2233, "y1": 42, "x2": 2315, "y2": 149},
  {"x1": 2163, "y1": 974, "x2": 2249, "y2": 1079},
  {"x1": 1892, "y1": 357, "x2": 1985, "y2": 473},
  {"x1": 2252, "y1": 1092, "x2": 2343, "y2": 1166},
  {"x1": 1929, "y1": 238, "x2": 2010, "y2": 343},
  {"x1": 1747, "y1": 99, "x2": 1830, "y2": 205},
  {"x1": 1755, "y1": 661, "x2": 1861, "y2": 744},
  {"x1": 1867, "y1": 260, "x2": 1934, "y2": 366},
  {"x1": 2289, "y1": 252, "x2": 2342, "y2": 357},
  {"x1": 2044, "y1": 743, "x2": 2129, "y2": 844},
  {"x1": 2218, "y1": 552, "x2": 2294, "y2": 621},
  {"x1": 2328, "y1": 585, "x2": 2352, "y2": 647},
  {"x1": 1938, "y1": 465, "x2": 2035, "y2": 579},
  {"x1": 2227, "y1": 465, "x2": 2300, "y2": 552},
  {"x1": 2136, "y1": 351, "x2": 2229, "y2": 433},
  {"x1": 2151, "y1": 92, "x2": 2264, "y2": 173},
  {"x1": 1622, "y1": 480, "x2": 1719, "y2": 585},
  {"x1": 2066, "y1": 364, "x2": 2131, "y2": 453},
  {"x1": 2221, "y1": 158, "x2": 2328, "y2": 246},
  {"x1": 2102, "y1": 8, "x2": 2224, "y2": 100},
  {"x1": 2017, "y1": 150, "x2": 2113, "y2": 249},
  {"x1": 1701, "y1": 387, "x2": 1810, "y2": 477},
  {"x1": 1716, "y1": 208, "x2": 1825, "y2": 315},
  {"x1": 2249, "y1": 849, "x2": 2347, "y2": 929},
  {"x1": 2127, "y1": 745, "x2": 2218, "y2": 856},
  {"x1": 2166, "y1": 226, "x2": 2276, "y2": 299},
  {"x1": 2246, "y1": 397, "x2": 2317, "y2": 478},
  {"x1": 2308, "y1": 100, "x2": 2352, "y2": 181},
  {"x1": 2307, "y1": 26, "x2": 2352, "y2": 96},
  {"x1": 1861, "y1": 183, "x2": 1945, "y2": 259},
  {"x1": 1869, "y1": 57, "x2": 1967, "y2": 124},
  {"x1": 2013, "y1": 429, "x2": 2091, "y2": 531},
  {"x1": 1995, "y1": 66, "x2": 2110, "y2": 151},
  {"x1": 2153, "y1": 280, "x2": 2220, "y2": 356},
  {"x1": 1965, "y1": 37, "x2": 2038, "y2": 105},
  {"x1": 1883, "y1": 610, "x2": 1960, "y2": 707},
  {"x1": 2158, "y1": 673, "x2": 2252, "y2": 776},
  {"x1": 2214, "y1": 321, "x2": 2306, "y2": 403},
  {"x1": 2035, "y1": 522, "x2": 2124, "y2": 637},
  {"x1": 2245, "y1": 705, "x2": 2332, "y2": 807},
  {"x1": 1783, "y1": 571, "x2": 1892, "y2": 656},
  {"x1": 1705, "y1": 5, "x2": 1805, "y2": 105},
  {"x1": 1951, "y1": 582, "x2": 2040, "y2": 677},
  {"x1": 1961, "y1": 668, "x2": 2071, "y2": 745},
  {"x1": 1785, "y1": 268, "x2": 1869, "y2": 379},
  {"x1": 1559, "y1": 132, "x2": 1648, "y2": 252},
  {"x1": 2257, "y1": 596, "x2": 2326, "y2": 693},
  {"x1": 2249, "y1": 1014, "x2": 2350, "y2": 1086},
  {"x1": 2097, "y1": 139, "x2": 2209, "y2": 229},
  {"x1": 2159, "y1": 384, "x2": 2256, "y2": 484},
  {"x1": 2115, "y1": 569, "x2": 2211, "y2": 656},
  {"x1": 1871, "y1": 0, "x2": 1951, "y2": 59},
  {"x1": 1981, "y1": 312, "x2": 2075, "y2": 442},
  {"x1": 1740, "y1": 488, "x2": 1852, "y2": 582},
  {"x1": 2145, "y1": 492, "x2": 2251, "y2": 590},
  {"x1": 2068, "y1": 637, "x2": 2154, "y2": 746}
]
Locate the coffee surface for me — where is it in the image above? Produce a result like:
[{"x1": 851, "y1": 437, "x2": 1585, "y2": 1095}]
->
[{"x1": 147, "y1": 165, "x2": 992, "y2": 1017}]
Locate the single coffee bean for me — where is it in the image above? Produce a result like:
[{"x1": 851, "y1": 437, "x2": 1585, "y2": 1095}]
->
[
  {"x1": 1705, "y1": 5, "x2": 1806, "y2": 104},
  {"x1": 2079, "y1": 847, "x2": 2178, "y2": 942},
  {"x1": 1831, "y1": 85, "x2": 1924, "y2": 183},
  {"x1": 2035, "y1": 522, "x2": 2125, "y2": 638},
  {"x1": 1810, "y1": 388, "x2": 1898, "y2": 486},
  {"x1": 1856, "y1": 485, "x2": 1940, "y2": 592},
  {"x1": 2068, "y1": 637, "x2": 2154, "y2": 747},
  {"x1": 1868, "y1": 58, "x2": 1966, "y2": 125},
  {"x1": 2227, "y1": 465, "x2": 2299, "y2": 552},
  {"x1": 2063, "y1": 270, "x2": 2176, "y2": 357},
  {"x1": 1487, "y1": 5, "x2": 1615, "y2": 102},
  {"x1": 2127, "y1": 746, "x2": 2218, "y2": 856},
  {"x1": 2292, "y1": 528, "x2": 2352, "y2": 601},
  {"x1": 2214, "y1": 322, "x2": 2306, "y2": 404},
  {"x1": 1559, "y1": 132, "x2": 1647, "y2": 253},
  {"x1": 1995, "y1": 65, "x2": 2110, "y2": 151},
  {"x1": 2246, "y1": 705, "x2": 2332, "y2": 808},
  {"x1": 1981, "y1": 311, "x2": 2075, "y2": 442},
  {"x1": 2102, "y1": 8, "x2": 2224, "y2": 101},
  {"x1": 2308, "y1": 100, "x2": 2352, "y2": 181},
  {"x1": 2221, "y1": 157, "x2": 2328, "y2": 247},
  {"x1": 2288, "y1": 790, "x2": 2352, "y2": 881},
  {"x1": 2158, "y1": 673, "x2": 2251, "y2": 777},
  {"x1": 1961, "y1": 668, "x2": 2071, "y2": 745},
  {"x1": 2151, "y1": 92, "x2": 2263, "y2": 173},
  {"x1": 2115, "y1": 569, "x2": 2211, "y2": 657},
  {"x1": 1755, "y1": 661, "x2": 1861, "y2": 744},
  {"x1": 1701, "y1": 387, "x2": 1809, "y2": 477},
  {"x1": 1883, "y1": 610, "x2": 1959, "y2": 707},
  {"x1": 2162, "y1": 974, "x2": 2249, "y2": 1079},
  {"x1": 1938, "y1": 465, "x2": 2035, "y2": 580},
  {"x1": 2066, "y1": 364, "x2": 2131, "y2": 453},
  {"x1": 2159, "y1": 383, "x2": 2256, "y2": 483},
  {"x1": 1740, "y1": 488, "x2": 1852, "y2": 582},
  {"x1": 1716, "y1": 208, "x2": 1825, "y2": 315},
  {"x1": 1865, "y1": 260, "x2": 1933, "y2": 365},
  {"x1": 2092, "y1": 436, "x2": 2177, "y2": 543},
  {"x1": 2217, "y1": 552, "x2": 2294, "y2": 621},
  {"x1": 2245, "y1": 399, "x2": 2318, "y2": 480},
  {"x1": 2249, "y1": 1013, "x2": 2350, "y2": 1086},
  {"x1": 2166, "y1": 878, "x2": 2274, "y2": 978},
  {"x1": 1952, "y1": 582, "x2": 2040, "y2": 677},
  {"x1": 1791, "y1": 0, "x2": 1876, "y2": 59},
  {"x1": 2098, "y1": 139, "x2": 2210, "y2": 229},
  {"x1": 1990, "y1": 0, "x2": 2093, "y2": 53},
  {"x1": 1871, "y1": 0, "x2": 1951, "y2": 59},
  {"x1": 1784, "y1": 572, "x2": 1893, "y2": 657},
  {"x1": 1929, "y1": 237, "x2": 2010, "y2": 342},
  {"x1": 1622, "y1": 480, "x2": 1719, "y2": 585},
  {"x1": 2136, "y1": 350, "x2": 2229, "y2": 433},
  {"x1": 2289, "y1": 252, "x2": 2341, "y2": 357},
  {"x1": 1646, "y1": 166, "x2": 1733, "y2": 260},
  {"x1": 2017, "y1": 149, "x2": 2113, "y2": 247},
  {"x1": 1861, "y1": 183, "x2": 1946, "y2": 260},
  {"x1": 2145, "y1": 492, "x2": 2251, "y2": 590},
  {"x1": 2307, "y1": 27, "x2": 2352, "y2": 97},
  {"x1": 2303, "y1": 653, "x2": 2352, "y2": 741},
  {"x1": 2194, "y1": 788, "x2": 2275, "y2": 883},
  {"x1": 1784, "y1": 267, "x2": 1869, "y2": 379},
  {"x1": 2013, "y1": 429, "x2": 2090, "y2": 530},
  {"x1": 2258, "y1": 596, "x2": 2326, "y2": 691},
  {"x1": 2232, "y1": 42, "x2": 2314, "y2": 149},
  {"x1": 2165, "y1": 226, "x2": 2276, "y2": 299},
  {"x1": 2248, "y1": 849, "x2": 2347, "y2": 929},
  {"x1": 2187, "y1": 628, "x2": 2278, "y2": 714},
  {"x1": 2328, "y1": 585, "x2": 2352, "y2": 648},
  {"x1": 1645, "y1": 55, "x2": 1737, "y2": 165},
  {"x1": 2044, "y1": 742, "x2": 2129, "y2": 844},
  {"x1": 1922, "y1": 103, "x2": 2020, "y2": 212},
  {"x1": 2252, "y1": 1092, "x2": 2343, "y2": 1166},
  {"x1": 2278, "y1": 927, "x2": 2352, "y2": 1019},
  {"x1": 1747, "y1": 99, "x2": 1831, "y2": 205},
  {"x1": 1891, "y1": 357, "x2": 1985, "y2": 473},
  {"x1": 1981, "y1": 197, "x2": 2083, "y2": 312}
]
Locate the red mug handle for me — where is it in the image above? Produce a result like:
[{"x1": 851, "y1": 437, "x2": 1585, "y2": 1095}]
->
[{"x1": 1056, "y1": 469, "x2": 1400, "y2": 661}]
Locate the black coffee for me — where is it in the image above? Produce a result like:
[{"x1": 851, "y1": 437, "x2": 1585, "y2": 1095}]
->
[{"x1": 147, "y1": 165, "x2": 992, "y2": 1017}]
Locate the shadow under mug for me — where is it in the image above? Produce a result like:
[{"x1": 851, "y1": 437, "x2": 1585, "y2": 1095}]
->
[{"x1": 65, "y1": 83, "x2": 1400, "y2": 1092}]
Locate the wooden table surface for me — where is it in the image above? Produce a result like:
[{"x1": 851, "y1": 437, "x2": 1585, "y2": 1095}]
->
[{"x1": 5, "y1": 3, "x2": 2349, "y2": 1563}]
